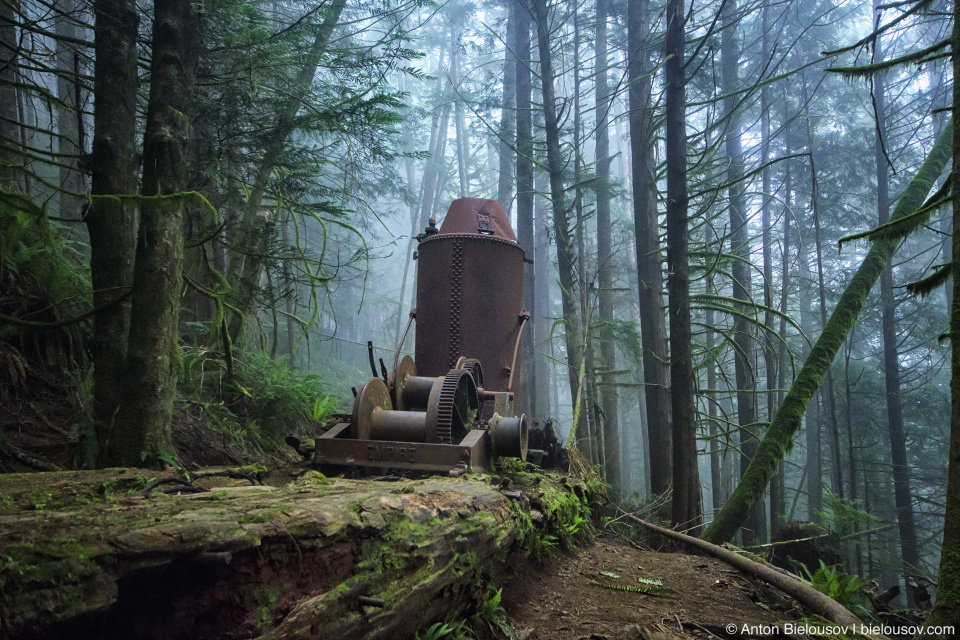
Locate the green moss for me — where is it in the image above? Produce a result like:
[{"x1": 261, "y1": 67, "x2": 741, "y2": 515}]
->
[
  {"x1": 27, "y1": 491, "x2": 54, "y2": 510},
  {"x1": 254, "y1": 585, "x2": 286, "y2": 628},
  {"x1": 238, "y1": 511, "x2": 276, "y2": 525},
  {"x1": 0, "y1": 537, "x2": 110, "y2": 629},
  {"x1": 291, "y1": 470, "x2": 332, "y2": 487}
]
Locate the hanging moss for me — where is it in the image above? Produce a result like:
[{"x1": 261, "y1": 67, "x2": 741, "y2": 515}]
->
[{"x1": 701, "y1": 119, "x2": 953, "y2": 545}]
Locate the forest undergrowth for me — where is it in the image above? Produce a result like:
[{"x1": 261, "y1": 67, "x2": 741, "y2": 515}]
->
[{"x1": 0, "y1": 213, "x2": 341, "y2": 472}]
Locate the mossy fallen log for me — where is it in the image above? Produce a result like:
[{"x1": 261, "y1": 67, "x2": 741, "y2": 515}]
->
[{"x1": 0, "y1": 465, "x2": 599, "y2": 640}]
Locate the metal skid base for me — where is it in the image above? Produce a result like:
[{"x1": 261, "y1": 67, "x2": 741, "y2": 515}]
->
[{"x1": 313, "y1": 423, "x2": 491, "y2": 475}]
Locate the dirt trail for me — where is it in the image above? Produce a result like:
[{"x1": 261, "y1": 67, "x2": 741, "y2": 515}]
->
[{"x1": 503, "y1": 536, "x2": 810, "y2": 640}]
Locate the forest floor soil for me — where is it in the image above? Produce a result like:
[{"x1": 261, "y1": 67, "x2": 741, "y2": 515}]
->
[{"x1": 503, "y1": 535, "x2": 816, "y2": 640}]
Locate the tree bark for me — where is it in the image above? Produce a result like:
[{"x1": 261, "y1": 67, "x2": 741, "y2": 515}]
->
[
  {"x1": 56, "y1": 0, "x2": 86, "y2": 221},
  {"x1": 595, "y1": 0, "x2": 620, "y2": 491},
  {"x1": 925, "y1": 12, "x2": 960, "y2": 632},
  {"x1": 498, "y1": 2, "x2": 517, "y2": 216},
  {"x1": 110, "y1": 0, "x2": 200, "y2": 467},
  {"x1": 515, "y1": 0, "x2": 535, "y2": 419},
  {"x1": 451, "y1": 21, "x2": 469, "y2": 198},
  {"x1": 627, "y1": 0, "x2": 672, "y2": 497},
  {"x1": 0, "y1": 0, "x2": 19, "y2": 188},
  {"x1": 534, "y1": 172, "x2": 552, "y2": 420},
  {"x1": 664, "y1": 0, "x2": 700, "y2": 531},
  {"x1": 701, "y1": 119, "x2": 953, "y2": 544},
  {"x1": 88, "y1": 0, "x2": 138, "y2": 465},
  {"x1": 759, "y1": 0, "x2": 782, "y2": 539}
]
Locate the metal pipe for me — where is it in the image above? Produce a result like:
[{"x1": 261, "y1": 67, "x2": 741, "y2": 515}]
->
[
  {"x1": 506, "y1": 312, "x2": 531, "y2": 391},
  {"x1": 392, "y1": 309, "x2": 416, "y2": 375}
]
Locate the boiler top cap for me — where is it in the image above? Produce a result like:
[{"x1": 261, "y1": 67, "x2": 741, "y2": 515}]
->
[{"x1": 437, "y1": 198, "x2": 518, "y2": 242}]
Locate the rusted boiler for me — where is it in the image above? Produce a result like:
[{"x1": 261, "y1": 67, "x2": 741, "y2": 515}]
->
[{"x1": 312, "y1": 198, "x2": 531, "y2": 474}]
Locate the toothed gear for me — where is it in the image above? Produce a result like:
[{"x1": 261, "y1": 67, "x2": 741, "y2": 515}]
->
[
  {"x1": 460, "y1": 358, "x2": 483, "y2": 389},
  {"x1": 435, "y1": 369, "x2": 478, "y2": 444}
]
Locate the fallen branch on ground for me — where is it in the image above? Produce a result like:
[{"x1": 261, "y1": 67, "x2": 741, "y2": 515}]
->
[{"x1": 624, "y1": 514, "x2": 888, "y2": 639}]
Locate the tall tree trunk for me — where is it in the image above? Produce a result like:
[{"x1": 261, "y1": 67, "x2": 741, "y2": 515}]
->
[
  {"x1": 515, "y1": 0, "x2": 536, "y2": 420},
  {"x1": 801, "y1": 73, "x2": 844, "y2": 501},
  {"x1": 701, "y1": 120, "x2": 953, "y2": 544},
  {"x1": 844, "y1": 335, "x2": 863, "y2": 576},
  {"x1": 0, "y1": 0, "x2": 19, "y2": 188},
  {"x1": 498, "y1": 2, "x2": 517, "y2": 215},
  {"x1": 534, "y1": 172, "x2": 552, "y2": 420},
  {"x1": 873, "y1": 42, "x2": 920, "y2": 604},
  {"x1": 111, "y1": 0, "x2": 200, "y2": 467},
  {"x1": 759, "y1": 0, "x2": 782, "y2": 538},
  {"x1": 281, "y1": 210, "x2": 297, "y2": 365},
  {"x1": 925, "y1": 12, "x2": 960, "y2": 633},
  {"x1": 664, "y1": 0, "x2": 700, "y2": 531},
  {"x1": 451, "y1": 22, "x2": 469, "y2": 198},
  {"x1": 571, "y1": 1, "x2": 601, "y2": 467},
  {"x1": 772, "y1": 144, "x2": 793, "y2": 534},
  {"x1": 595, "y1": 0, "x2": 620, "y2": 490},
  {"x1": 56, "y1": 0, "x2": 85, "y2": 220},
  {"x1": 627, "y1": 0, "x2": 672, "y2": 496},
  {"x1": 88, "y1": 0, "x2": 138, "y2": 464},
  {"x1": 800, "y1": 262, "x2": 823, "y2": 523},
  {"x1": 722, "y1": 0, "x2": 764, "y2": 544},
  {"x1": 532, "y1": 0, "x2": 591, "y2": 462},
  {"x1": 706, "y1": 224, "x2": 722, "y2": 514}
]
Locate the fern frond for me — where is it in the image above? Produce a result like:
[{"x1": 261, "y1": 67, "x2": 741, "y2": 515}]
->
[{"x1": 588, "y1": 580, "x2": 676, "y2": 596}]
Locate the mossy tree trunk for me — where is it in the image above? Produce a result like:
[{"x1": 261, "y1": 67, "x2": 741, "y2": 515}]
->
[
  {"x1": 88, "y1": 0, "x2": 138, "y2": 465},
  {"x1": 627, "y1": 0, "x2": 673, "y2": 497},
  {"x1": 701, "y1": 118, "x2": 953, "y2": 545},
  {"x1": 109, "y1": 0, "x2": 200, "y2": 467},
  {"x1": 924, "y1": 13, "x2": 960, "y2": 635}
]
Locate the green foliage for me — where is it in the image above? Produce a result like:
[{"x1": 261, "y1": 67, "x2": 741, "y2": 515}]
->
[
  {"x1": 531, "y1": 533, "x2": 559, "y2": 561},
  {"x1": 414, "y1": 587, "x2": 513, "y2": 640},
  {"x1": 817, "y1": 492, "x2": 880, "y2": 536},
  {"x1": 800, "y1": 562, "x2": 871, "y2": 620},
  {"x1": 470, "y1": 587, "x2": 512, "y2": 639},
  {"x1": 414, "y1": 621, "x2": 471, "y2": 640},
  {"x1": 0, "y1": 198, "x2": 91, "y2": 404},
  {"x1": 179, "y1": 345, "x2": 340, "y2": 453}
]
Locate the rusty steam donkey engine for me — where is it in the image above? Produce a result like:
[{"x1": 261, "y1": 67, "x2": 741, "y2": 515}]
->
[{"x1": 307, "y1": 198, "x2": 535, "y2": 475}]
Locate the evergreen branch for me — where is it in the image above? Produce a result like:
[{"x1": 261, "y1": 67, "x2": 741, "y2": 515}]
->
[
  {"x1": 839, "y1": 178, "x2": 951, "y2": 247},
  {"x1": 905, "y1": 263, "x2": 951, "y2": 298},
  {"x1": 826, "y1": 38, "x2": 950, "y2": 77}
]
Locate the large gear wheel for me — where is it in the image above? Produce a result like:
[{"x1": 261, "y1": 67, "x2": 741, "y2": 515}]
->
[
  {"x1": 433, "y1": 368, "x2": 479, "y2": 444},
  {"x1": 454, "y1": 357, "x2": 484, "y2": 389}
]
